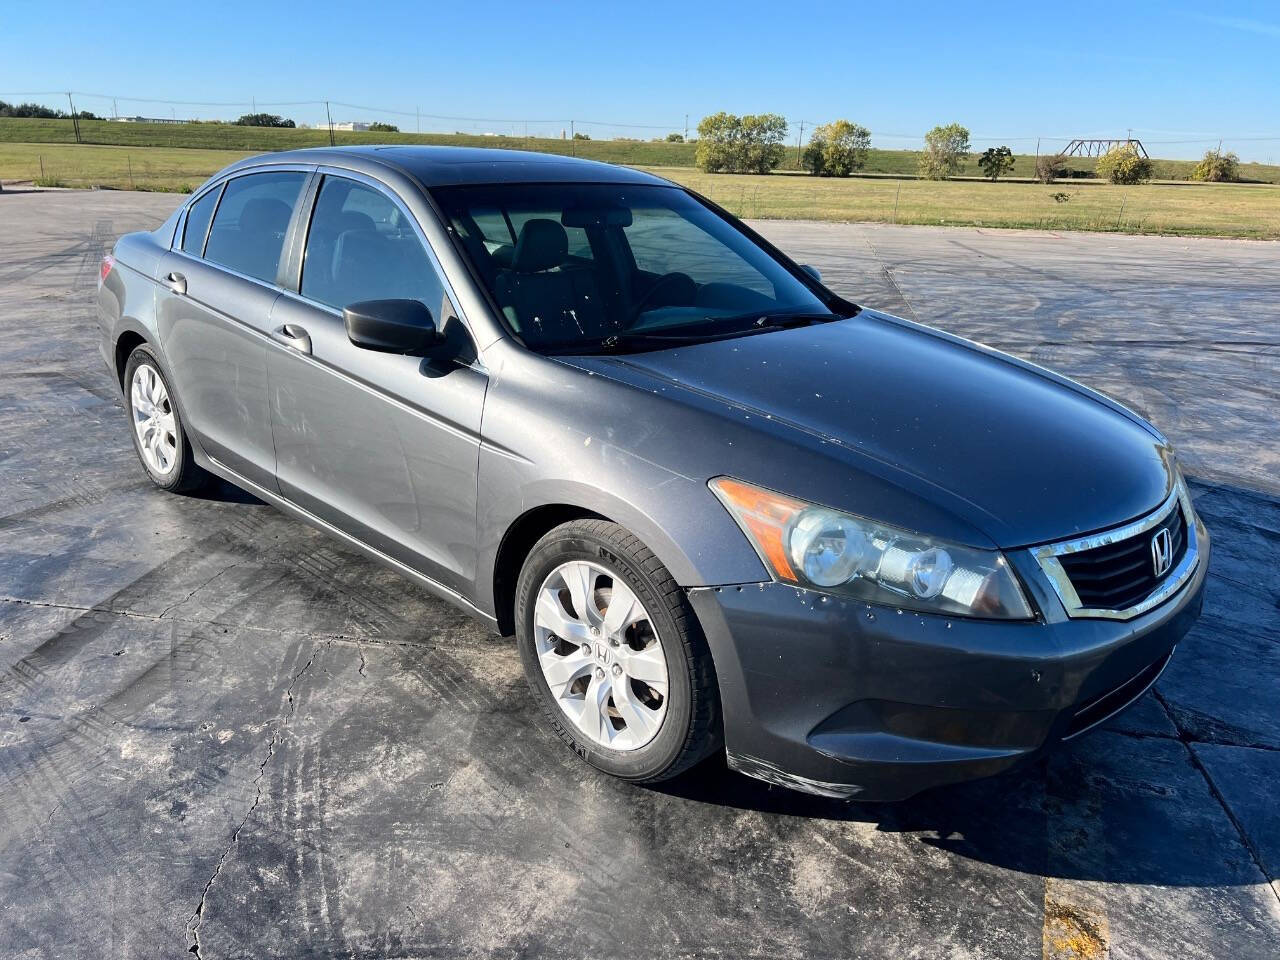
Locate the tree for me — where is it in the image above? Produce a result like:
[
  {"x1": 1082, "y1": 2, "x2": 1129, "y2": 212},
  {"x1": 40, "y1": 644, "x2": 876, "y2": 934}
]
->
[
  {"x1": 802, "y1": 120, "x2": 871, "y2": 177},
  {"x1": 572, "y1": 131, "x2": 591, "y2": 140},
  {"x1": 919, "y1": 123, "x2": 971, "y2": 180},
  {"x1": 234, "y1": 113, "x2": 295, "y2": 128},
  {"x1": 977, "y1": 146, "x2": 1015, "y2": 181},
  {"x1": 1191, "y1": 149, "x2": 1240, "y2": 183},
  {"x1": 695, "y1": 112, "x2": 788, "y2": 174},
  {"x1": 1034, "y1": 152, "x2": 1068, "y2": 184},
  {"x1": 0, "y1": 100, "x2": 61, "y2": 119},
  {"x1": 1096, "y1": 144, "x2": 1152, "y2": 184},
  {"x1": 665, "y1": 132, "x2": 685, "y2": 142},
  {"x1": 368, "y1": 121, "x2": 399, "y2": 133}
]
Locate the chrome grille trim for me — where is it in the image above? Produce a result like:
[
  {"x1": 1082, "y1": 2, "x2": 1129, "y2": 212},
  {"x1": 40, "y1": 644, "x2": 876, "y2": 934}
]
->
[{"x1": 1030, "y1": 478, "x2": 1200, "y2": 621}]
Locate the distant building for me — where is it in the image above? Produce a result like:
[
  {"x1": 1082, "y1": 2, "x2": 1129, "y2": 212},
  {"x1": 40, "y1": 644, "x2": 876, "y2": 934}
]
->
[
  {"x1": 326, "y1": 122, "x2": 370, "y2": 132},
  {"x1": 110, "y1": 115, "x2": 187, "y2": 125}
]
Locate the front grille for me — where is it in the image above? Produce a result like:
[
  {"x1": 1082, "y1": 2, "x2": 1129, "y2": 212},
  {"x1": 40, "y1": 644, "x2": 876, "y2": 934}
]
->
[{"x1": 1058, "y1": 504, "x2": 1187, "y2": 611}]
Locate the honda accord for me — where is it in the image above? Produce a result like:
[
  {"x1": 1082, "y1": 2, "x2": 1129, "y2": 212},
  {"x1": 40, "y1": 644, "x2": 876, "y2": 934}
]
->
[{"x1": 97, "y1": 147, "x2": 1208, "y2": 800}]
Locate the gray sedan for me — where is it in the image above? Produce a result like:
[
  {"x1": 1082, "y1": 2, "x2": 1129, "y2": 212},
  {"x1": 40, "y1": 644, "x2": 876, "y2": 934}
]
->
[{"x1": 97, "y1": 146, "x2": 1208, "y2": 800}]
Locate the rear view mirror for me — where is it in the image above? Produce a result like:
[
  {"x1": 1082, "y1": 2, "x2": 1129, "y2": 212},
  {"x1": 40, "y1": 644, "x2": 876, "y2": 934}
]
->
[
  {"x1": 561, "y1": 204, "x2": 633, "y2": 228},
  {"x1": 800, "y1": 264, "x2": 822, "y2": 283},
  {"x1": 344, "y1": 299, "x2": 440, "y2": 354}
]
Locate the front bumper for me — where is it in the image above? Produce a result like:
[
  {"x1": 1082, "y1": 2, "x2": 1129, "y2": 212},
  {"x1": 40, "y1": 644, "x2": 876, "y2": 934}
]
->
[{"x1": 687, "y1": 513, "x2": 1210, "y2": 802}]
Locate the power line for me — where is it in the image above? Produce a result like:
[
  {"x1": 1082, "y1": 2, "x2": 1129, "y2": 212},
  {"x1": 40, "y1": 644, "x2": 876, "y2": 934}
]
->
[{"x1": 3, "y1": 91, "x2": 1279, "y2": 145}]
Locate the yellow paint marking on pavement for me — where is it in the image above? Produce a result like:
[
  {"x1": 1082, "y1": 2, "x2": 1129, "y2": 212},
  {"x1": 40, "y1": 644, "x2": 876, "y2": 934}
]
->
[{"x1": 1043, "y1": 753, "x2": 1111, "y2": 960}]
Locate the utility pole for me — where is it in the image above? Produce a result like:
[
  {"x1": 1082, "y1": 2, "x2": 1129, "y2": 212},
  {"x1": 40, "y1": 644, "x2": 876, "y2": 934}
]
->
[
  {"x1": 66, "y1": 93, "x2": 81, "y2": 144},
  {"x1": 570, "y1": 120, "x2": 575, "y2": 155},
  {"x1": 684, "y1": 113, "x2": 689, "y2": 141},
  {"x1": 416, "y1": 105, "x2": 420, "y2": 134},
  {"x1": 325, "y1": 101, "x2": 335, "y2": 146},
  {"x1": 796, "y1": 120, "x2": 805, "y2": 166},
  {"x1": 112, "y1": 97, "x2": 119, "y2": 120}
]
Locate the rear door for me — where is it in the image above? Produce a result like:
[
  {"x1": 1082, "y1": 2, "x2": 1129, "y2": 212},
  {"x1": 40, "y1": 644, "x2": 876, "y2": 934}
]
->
[
  {"x1": 157, "y1": 168, "x2": 311, "y2": 488},
  {"x1": 265, "y1": 171, "x2": 487, "y2": 595}
]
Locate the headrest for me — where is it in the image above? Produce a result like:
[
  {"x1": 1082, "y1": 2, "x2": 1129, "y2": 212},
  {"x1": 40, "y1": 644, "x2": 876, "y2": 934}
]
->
[
  {"x1": 512, "y1": 218, "x2": 567, "y2": 272},
  {"x1": 332, "y1": 229, "x2": 390, "y2": 279},
  {"x1": 326, "y1": 210, "x2": 376, "y2": 235},
  {"x1": 240, "y1": 197, "x2": 293, "y2": 236}
]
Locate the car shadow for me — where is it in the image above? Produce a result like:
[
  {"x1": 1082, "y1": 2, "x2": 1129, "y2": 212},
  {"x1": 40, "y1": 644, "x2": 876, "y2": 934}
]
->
[
  {"x1": 195, "y1": 476, "x2": 265, "y2": 505},
  {"x1": 646, "y1": 729, "x2": 1259, "y2": 889}
]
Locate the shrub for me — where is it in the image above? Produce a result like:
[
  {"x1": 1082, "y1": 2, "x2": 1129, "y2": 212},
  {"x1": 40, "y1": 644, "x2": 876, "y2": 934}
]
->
[
  {"x1": 696, "y1": 112, "x2": 788, "y2": 174},
  {"x1": 1096, "y1": 144, "x2": 1152, "y2": 184},
  {"x1": 368, "y1": 121, "x2": 399, "y2": 133},
  {"x1": 919, "y1": 123, "x2": 971, "y2": 180},
  {"x1": 572, "y1": 131, "x2": 591, "y2": 140},
  {"x1": 666, "y1": 132, "x2": 685, "y2": 142},
  {"x1": 1035, "y1": 152, "x2": 1068, "y2": 184},
  {"x1": 235, "y1": 113, "x2": 295, "y2": 128},
  {"x1": 802, "y1": 120, "x2": 871, "y2": 177},
  {"x1": 1191, "y1": 149, "x2": 1240, "y2": 182},
  {"x1": 977, "y1": 145, "x2": 1015, "y2": 181}
]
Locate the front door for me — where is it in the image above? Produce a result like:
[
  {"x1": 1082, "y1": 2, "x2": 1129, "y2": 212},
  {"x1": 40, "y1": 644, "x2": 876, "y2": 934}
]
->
[{"x1": 266, "y1": 174, "x2": 487, "y2": 595}]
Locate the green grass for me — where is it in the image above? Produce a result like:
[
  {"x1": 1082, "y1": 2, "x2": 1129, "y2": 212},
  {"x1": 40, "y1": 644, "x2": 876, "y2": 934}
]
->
[
  {"x1": 653, "y1": 167, "x2": 1280, "y2": 239},
  {"x1": 3, "y1": 140, "x2": 1277, "y2": 240},
  {"x1": 3, "y1": 116, "x2": 1279, "y2": 183}
]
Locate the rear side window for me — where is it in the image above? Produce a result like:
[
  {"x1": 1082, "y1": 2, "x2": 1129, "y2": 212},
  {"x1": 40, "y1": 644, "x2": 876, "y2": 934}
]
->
[
  {"x1": 300, "y1": 176, "x2": 445, "y2": 312},
  {"x1": 181, "y1": 187, "x2": 219, "y2": 255},
  {"x1": 204, "y1": 171, "x2": 307, "y2": 284}
]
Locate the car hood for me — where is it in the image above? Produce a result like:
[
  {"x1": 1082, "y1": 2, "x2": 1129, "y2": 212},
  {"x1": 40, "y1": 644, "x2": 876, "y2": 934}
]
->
[{"x1": 561, "y1": 312, "x2": 1173, "y2": 548}]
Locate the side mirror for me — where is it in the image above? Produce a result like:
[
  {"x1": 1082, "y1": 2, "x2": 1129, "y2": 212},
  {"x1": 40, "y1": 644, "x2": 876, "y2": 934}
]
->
[
  {"x1": 343, "y1": 299, "x2": 440, "y2": 354},
  {"x1": 800, "y1": 264, "x2": 822, "y2": 283}
]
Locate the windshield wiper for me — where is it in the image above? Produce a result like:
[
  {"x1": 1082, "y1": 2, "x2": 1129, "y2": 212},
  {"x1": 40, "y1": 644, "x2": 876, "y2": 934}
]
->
[
  {"x1": 545, "y1": 311, "x2": 847, "y2": 356},
  {"x1": 711, "y1": 311, "x2": 844, "y2": 332}
]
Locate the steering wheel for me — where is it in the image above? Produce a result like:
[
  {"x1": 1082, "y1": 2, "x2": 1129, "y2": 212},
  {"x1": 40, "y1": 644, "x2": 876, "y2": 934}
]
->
[{"x1": 628, "y1": 272, "x2": 697, "y2": 327}]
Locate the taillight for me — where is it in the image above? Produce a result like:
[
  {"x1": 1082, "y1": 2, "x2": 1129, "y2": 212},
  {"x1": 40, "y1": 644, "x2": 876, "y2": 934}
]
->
[{"x1": 99, "y1": 253, "x2": 114, "y2": 287}]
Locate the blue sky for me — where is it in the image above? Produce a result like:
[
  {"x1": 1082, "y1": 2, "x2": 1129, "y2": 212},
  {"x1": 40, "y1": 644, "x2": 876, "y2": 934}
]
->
[{"x1": 3, "y1": 0, "x2": 1278, "y2": 161}]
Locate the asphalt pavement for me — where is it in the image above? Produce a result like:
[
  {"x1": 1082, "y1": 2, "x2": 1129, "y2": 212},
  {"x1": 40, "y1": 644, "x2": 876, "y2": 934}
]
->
[{"x1": 0, "y1": 190, "x2": 1276, "y2": 959}]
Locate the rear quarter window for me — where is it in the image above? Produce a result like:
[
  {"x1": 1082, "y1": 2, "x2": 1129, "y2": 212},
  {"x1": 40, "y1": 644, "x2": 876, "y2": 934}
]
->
[
  {"x1": 180, "y1": 187, "x2": 220, "y2": 255},
  {"x1": 203, "y1": 171, "x2": 307, "y2": 284}
]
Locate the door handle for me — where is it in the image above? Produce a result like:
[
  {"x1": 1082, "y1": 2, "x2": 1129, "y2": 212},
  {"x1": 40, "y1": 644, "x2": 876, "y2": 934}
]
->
[
  {"x1": 164, "y1": 271, "x2": 186, "y2": 296},
  {"x1": 271, "y1": 323, "x2": 312, "y2": 355}
]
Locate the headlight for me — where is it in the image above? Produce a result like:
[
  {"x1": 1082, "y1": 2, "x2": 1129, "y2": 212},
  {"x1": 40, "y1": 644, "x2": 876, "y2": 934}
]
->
[{"x1": 709, "y1": 477, "x2": 1034, "y2": 620}]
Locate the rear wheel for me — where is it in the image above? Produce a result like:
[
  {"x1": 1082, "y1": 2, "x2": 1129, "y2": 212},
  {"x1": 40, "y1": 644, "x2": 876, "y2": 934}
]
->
[
  {"x1": 515, "y1": 519, "x2": 721, "y2": 783},
  {"x1": 123, "y1": 346, "x2": 209, "y2": 493}
]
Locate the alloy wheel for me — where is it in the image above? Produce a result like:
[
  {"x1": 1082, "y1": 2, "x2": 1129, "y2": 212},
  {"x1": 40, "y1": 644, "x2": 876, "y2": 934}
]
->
[
  {"x1": 130, "y1": 363, "x2": 178, "y2": 477},
  {"x1": 533, "y1": 560, "x2": 669, "y2": 750}
]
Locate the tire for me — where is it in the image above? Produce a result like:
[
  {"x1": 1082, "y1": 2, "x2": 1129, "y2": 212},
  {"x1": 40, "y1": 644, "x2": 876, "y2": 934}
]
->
[
  {"x1": 515, "y1": 519, "x2": 721, "y2": 783},
  {"x1": 122, "y1": 345, "x2": 210, "y2": 494}
]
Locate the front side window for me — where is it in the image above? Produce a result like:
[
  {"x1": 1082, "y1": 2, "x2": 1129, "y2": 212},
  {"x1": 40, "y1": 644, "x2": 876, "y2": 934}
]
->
[
  {"x1": 181, "y1": 186, "x2": 220, "y2": 256},
  {"x1": 301, "y1": 176, "x2": 445, "y2": 313},
  {"x1": 204, "y1": 171, "x2": 307, "y2": 284},
  {"x1": 433, "y1": 182, "x2": 843, "y2": 354}
]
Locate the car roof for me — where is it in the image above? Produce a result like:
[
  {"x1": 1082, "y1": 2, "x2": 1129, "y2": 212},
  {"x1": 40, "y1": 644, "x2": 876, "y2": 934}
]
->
[{"x1": 221, "y1": 145, "x2": 672, "y2": 189}]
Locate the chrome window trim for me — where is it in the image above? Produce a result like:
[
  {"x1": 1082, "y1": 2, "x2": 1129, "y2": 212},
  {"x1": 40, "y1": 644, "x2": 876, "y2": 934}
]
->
[
  {"x1": 171, "y1": 163, "x2": 318, "y2": 255},
  {"x1": 1030, "y1": 477, "x2": 1199, "y2": 621}
]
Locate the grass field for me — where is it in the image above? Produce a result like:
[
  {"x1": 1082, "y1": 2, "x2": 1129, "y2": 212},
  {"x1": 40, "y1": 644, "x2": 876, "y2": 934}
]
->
[
  {"x1": 4, "y1": 116, "x2": 1279, "y2": 183},
  {"x1": 3, "y1": 140, "x2": 1277, "y2": 240},
  {"x1": 663, "y1": 168, "x2": 1280, "y2": 238}
]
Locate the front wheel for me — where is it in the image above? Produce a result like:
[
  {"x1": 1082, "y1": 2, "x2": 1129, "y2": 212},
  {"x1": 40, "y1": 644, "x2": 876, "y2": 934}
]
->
[{"x1": 515, "y1": 519, "x2": 721, "y2": 783}]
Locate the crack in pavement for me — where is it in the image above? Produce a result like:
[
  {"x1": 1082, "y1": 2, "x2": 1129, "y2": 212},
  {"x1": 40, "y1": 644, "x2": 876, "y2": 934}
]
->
[
  {"x1": 156, "y1": 559, "x2": 251, "y2": 620},
  {"x1": 184, "y1": 639, "x2": 331, "y2": 958},
  {"x1": 0, "y1": 595, "x2": 435, "y2": 654},
  {"x1": 1151, "y1": 687, "x2": 1280, "y2": 910}
]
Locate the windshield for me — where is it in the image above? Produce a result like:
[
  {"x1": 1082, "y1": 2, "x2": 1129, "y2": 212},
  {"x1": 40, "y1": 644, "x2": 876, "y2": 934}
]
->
[{"x1": 432, "y1": 182, "x2": 848, "y2": 354}]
